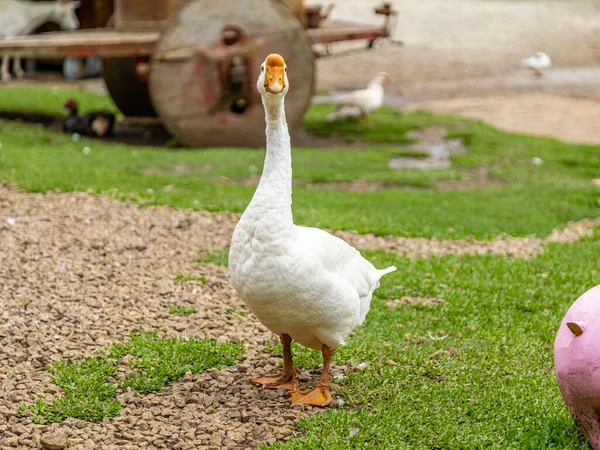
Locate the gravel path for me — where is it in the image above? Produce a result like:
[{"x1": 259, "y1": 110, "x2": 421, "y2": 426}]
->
[
  {"x1": 334, "y1": 217, "x2": 600, "y2": 259},
  {"x1": 0, "y1": 184, "x2": 324, "y2": 449},
  {"x1": 0, "y1": 184, "x2": 597, "y2": 449}
]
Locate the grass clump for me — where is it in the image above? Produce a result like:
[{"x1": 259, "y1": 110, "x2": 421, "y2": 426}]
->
[
  {"x1": 0, "y1": 85, "x2": 119, "y2": 117},
  {"x1": 173, "y1": 274, "x2": 207, "y2": 284},
  {"x1": 28, "y1": 358, "x2": 120, "y2": 423},
  {"x1": 227, "y1": 309, "x2": 247, "y2": 317},
  {"x1": 196, "y1": 248, "x2": 229, "y2": 267},
  {"x1": 108, "y1": 331, "x2": 243, "y2": 393},
  {"x1": 168, "y1": 304, "x2": 198, "y2": 316},
  {"x1": 303, "y1": 105, "x2": 463, "y2": 143},
  {"x1": 22, "y1": 331, "x2": 243, "y2": 423}
]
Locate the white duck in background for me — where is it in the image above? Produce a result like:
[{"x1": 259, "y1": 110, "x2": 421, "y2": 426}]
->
[
  {"x1": 521, "y1": 52, "x2": 552, "y2": 77},
  {"x1": 229, "y1": 54, "x2": 396, "y2": 407},
  {"x1": 326, "y1": 72, "x2": 391, "y2": 121}
]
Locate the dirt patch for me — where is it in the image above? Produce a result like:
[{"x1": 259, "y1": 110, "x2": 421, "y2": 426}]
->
[
  {"x1": 0, "y1": 183, "x2": 355, "y2": 450},
  {"x1": 388, "y1": 127, "x2": 466, "y2": 169},
  {"x1": 333, "y1": 217, "x2": 600, "y2": 259},
  {"x1": 291, "y1": 128, "x2": 367, "y2": 150},
  {"x1": 405, "y1": 94, "x2": 600, "y2": 145},
  {"x1": 140, "y1": 163, "x2": 214, "y2": 176},
  {"x1": 547, "y1": 218, "x2": 600, "y2": 243},
  {"x1": 435, "y1": 168, "x2": 504, "y2": 191},
  {"x1": 220, "y1": 175, "x2": 414, "y2": 192},
  {"x1": 386, "y1": 296, "x2": 446, "y2": 308}
]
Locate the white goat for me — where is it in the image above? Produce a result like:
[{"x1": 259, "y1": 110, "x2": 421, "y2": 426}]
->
[{"x1": 0, "y1": 0, "x2": 80, "y2": 82}]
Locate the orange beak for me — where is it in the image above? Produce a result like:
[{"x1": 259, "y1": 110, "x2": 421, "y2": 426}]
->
[{"x1": 264, "y1": 53, "x2": 286, "y2": 94}]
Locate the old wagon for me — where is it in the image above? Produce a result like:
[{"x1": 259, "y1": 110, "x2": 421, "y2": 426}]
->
[{"x1": 0, "y1": 0, "x2": 396, "y2": 147}]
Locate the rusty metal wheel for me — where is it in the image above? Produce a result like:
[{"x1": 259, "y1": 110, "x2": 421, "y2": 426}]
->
[
  {"x1": 102, "y1": 56, "x2": 157, "y2": 117},
  {"x1": 149, "y1": 0, "x2": 315, "y2": 148},
  {"x1": 102, "y1": 15, "x2": 156, "y2": 118}
]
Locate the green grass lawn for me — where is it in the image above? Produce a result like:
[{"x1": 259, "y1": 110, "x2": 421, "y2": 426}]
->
[
  {"x1": 0, "y1": 85, "x2": 120, "y2": 116},
  {"x1": 268, "y1": 237, "x2": 599, "y2": 449},
  {"x1": 1, "y1": 85, "x2": 599, "y2": 448},
  {"x1": 0, "y1": 86, "x2": 598, "y2": 239}
]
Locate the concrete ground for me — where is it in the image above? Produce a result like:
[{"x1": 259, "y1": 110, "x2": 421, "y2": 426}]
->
[
  {"x1": 313, "y1": 0, "x2": 600, "y2": 144},
  {"x1": 317, "y1": 0, "x2": 600, "y2": 97}
]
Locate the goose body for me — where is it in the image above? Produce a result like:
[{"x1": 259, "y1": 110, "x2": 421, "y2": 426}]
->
[
  {"x1": 229, "y1": 54, "x2": 395, "y2": 406},
  {"x1": 326, "y1": 72, "x2": 390, "y2": 121},
  {"x1": 231, "y1": 222, "x2": 395, "y2": 350},
  {"x1": 521, "y1": 52, "x2": 552, "y2": 76}
]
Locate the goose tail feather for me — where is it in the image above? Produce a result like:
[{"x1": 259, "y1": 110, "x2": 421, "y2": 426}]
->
[{"x1": 378, "y1": 266, "x2": 397, "y2": 277}]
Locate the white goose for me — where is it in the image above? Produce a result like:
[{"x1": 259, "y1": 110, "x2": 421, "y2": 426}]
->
[
  {"x1": 520, "y1": 52, "x2": 552, "y2": 77},
  {"x1": 326, "y1": 72, "x2": 390, "y2": 122},
  {"x1": 229, "y1": 54, "x2": 396, "y2": 406}
]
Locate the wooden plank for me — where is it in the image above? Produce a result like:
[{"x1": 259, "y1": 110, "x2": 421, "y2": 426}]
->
[
  {"x1": 0, "y1": 30, "x2": 158, "y2": 58},
  {"x1": 307, "y1": 23, "x2": 388, "y2": 44}
]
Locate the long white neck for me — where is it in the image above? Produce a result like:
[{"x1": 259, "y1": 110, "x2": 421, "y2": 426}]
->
[
  {"x1": 20, "y1": 2, "x2": 58, "y2": 35},
  {"x1": 245, "y1": 94, "x2": 293, "y2": 226},
  {"x1": 367, "y1": 80, "x2": 384, "y2": 92}
]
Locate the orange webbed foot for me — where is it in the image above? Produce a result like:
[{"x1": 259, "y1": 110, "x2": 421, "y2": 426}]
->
[
  {"x1": 251, "y1": 373, "x2": 299, "y2": 390},
  {"x1": 291, "y1": 385, "x2": 332, "y2": 407}
]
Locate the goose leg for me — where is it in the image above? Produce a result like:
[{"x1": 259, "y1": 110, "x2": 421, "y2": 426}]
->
[
  {"x1": 1, "y1": 55, "x2": 11, "y2": 82},
  {"x1": 291, "y1": 344, "x2": 333, "y2": 407},
  {"x1": 358, "y1": 107, "x2": 371, "y2": 126},
  {"x1": 251, "y1": 333, "x2": 300, "y2": 390},
  {"x1": 14, "y1": 56, "x2": 25, "y2": 79}
]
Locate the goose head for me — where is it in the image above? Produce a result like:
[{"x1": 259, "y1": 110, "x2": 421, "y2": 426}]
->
[
  {"x1": 257, "y1": 53, "x2": 289, "y2": 98},
  {"x1": 373, "y1": 72, "x2": 391, "y2": 85}
]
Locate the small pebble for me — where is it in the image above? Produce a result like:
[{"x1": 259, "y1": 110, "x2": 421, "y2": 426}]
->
[
  {"x1": 6, "y1": 217, "x2": 16, "y2": 225},
  {"x1": 531, "y1": 157, "x2": 543, "y2": 165},
  {"x1": 82, "y1": 146, "x2": 91, "y2": 155},
  {"x1": 72, "y1": 133, "x2": 80, "y2": 142},
  {"x1": 40, "y1": 430, "x2": 68, "y2": 450}
]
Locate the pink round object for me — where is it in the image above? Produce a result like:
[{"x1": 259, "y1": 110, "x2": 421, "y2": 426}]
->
[{"x1": 555, "y1": 284, "x2": 600, "y2": 449}]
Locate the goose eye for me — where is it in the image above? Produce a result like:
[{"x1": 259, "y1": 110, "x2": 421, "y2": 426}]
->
[{"x1": 261, "y1": 66, "x2": 264, "y2": 72}]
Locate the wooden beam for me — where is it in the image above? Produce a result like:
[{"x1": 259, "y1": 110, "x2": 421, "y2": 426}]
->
[
  {"x1": 0, "y1": 30, "x2": 158, "y2": 58},
  {"x1": 307, "y1": 24, "x2": 389, "y2": 44}
]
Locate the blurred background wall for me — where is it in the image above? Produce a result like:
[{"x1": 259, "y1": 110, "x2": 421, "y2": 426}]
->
[{"x1": 317, "y1": 0, "x2": 600, "y2": 99}]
